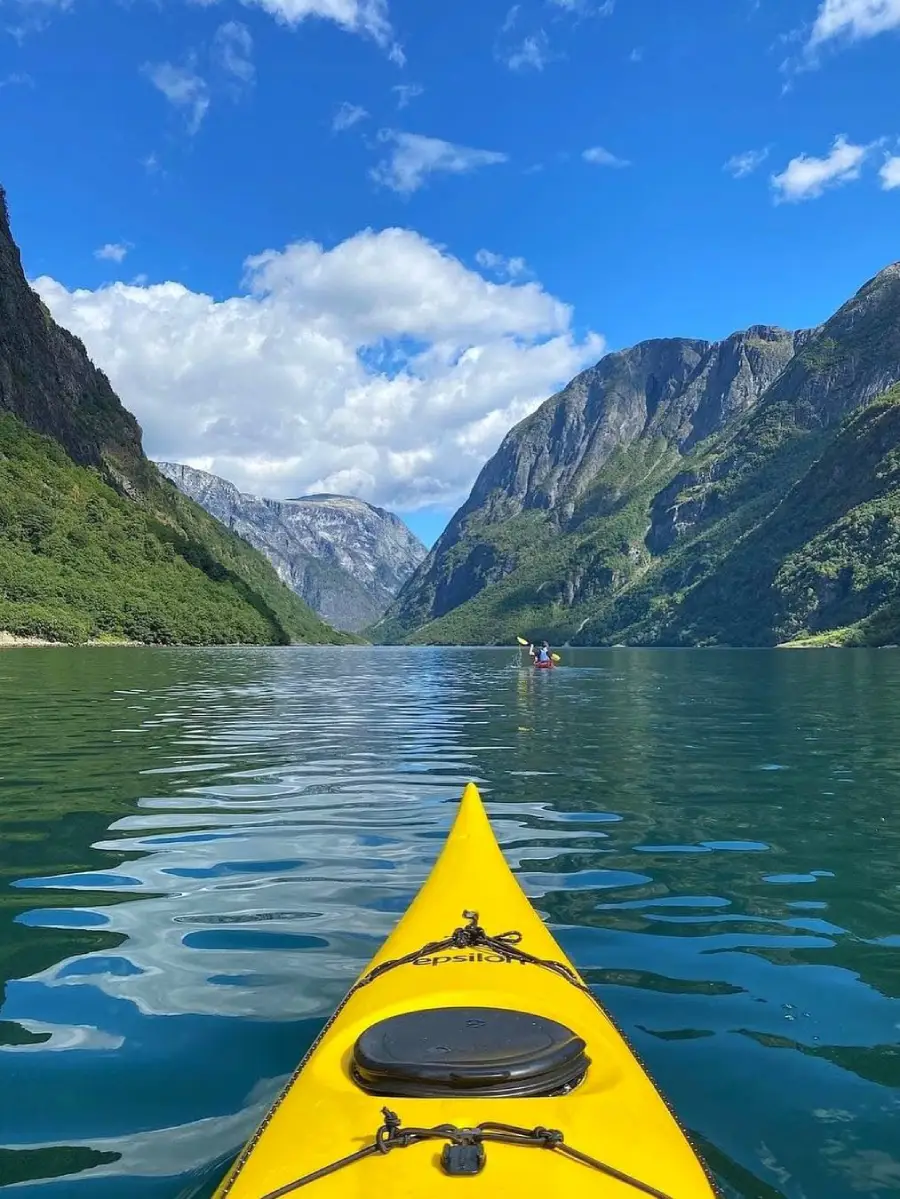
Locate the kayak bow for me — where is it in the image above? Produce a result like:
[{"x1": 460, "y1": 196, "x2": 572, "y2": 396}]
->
[{"x1": 214, "y1": 784, "x2": 716, "y2": 1198}]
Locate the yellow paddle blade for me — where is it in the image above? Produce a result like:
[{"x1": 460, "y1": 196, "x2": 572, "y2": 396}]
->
[
  {"x1": 516, "y1": 636, "x2": 529, "y2": 646},
  {"x1": 551, "y1": 653, "x2": 561, "y2": 662}
]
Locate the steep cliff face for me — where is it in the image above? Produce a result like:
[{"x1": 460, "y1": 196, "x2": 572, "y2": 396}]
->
[
  {"x1": 0, "y1": 188, "x2": 147, "y2": 487},
  {"x1": 691, "y1": 385, "x2": 900, "y2": 645},
  {"x1": 458, "y1": 326, "x2": 799, "y2": 523},
  {"x1": 378, "y1": 325, "x2": 800, "y2": 639},
  {"x1": 0, "y1": 183, "x2": 350, "y2": 646},
  {"x1": 378, "y1": 263, "x2": 900, "y2": 648},
  {"x1": 156, "y1": 463, "x2": 426, "y2": 631}
]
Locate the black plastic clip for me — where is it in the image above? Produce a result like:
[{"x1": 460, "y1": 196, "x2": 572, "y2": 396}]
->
[{"x1": 441, "y1": 1141, "x2": 486, "y2": 1176}]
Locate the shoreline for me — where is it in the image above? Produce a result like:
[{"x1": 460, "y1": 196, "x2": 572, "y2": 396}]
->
[
  {"x1": 0, "y1": 632, "x2": 146, "y2": 649},
  {"x1": 0, "y1": 633, "x2": 362, "y2": 650},
  {"x1": 3, "y1": 632, "x2": 894, "y2": 651}
]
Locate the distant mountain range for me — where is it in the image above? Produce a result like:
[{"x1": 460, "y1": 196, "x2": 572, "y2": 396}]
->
[
  {"x1": 155, "y1": 464, "x2": 426, "y2": 632},
  {"x1": 376, "y1": 263, "x2": 900, "y2": 649},
  {"x1": 7, "y1": 162, "x2": 900, "y2": 653},
  {"x1": 0, "y1": 183, "x2": 351, "y2": 647}
]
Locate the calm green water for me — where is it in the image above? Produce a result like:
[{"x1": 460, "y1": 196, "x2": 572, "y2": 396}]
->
[{"x1": 0, "y1": 647, "x2": 898, "y2": 1198}]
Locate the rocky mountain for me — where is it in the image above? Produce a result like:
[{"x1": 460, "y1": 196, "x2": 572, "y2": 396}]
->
[
  {"x1": 155, "y1": 464, "x2": 426, "y2": 632},
  {"x1": 377, "y1": 263, "x2": 900, "y2": 648},
  {"x1": 0, "y1": 196, "x2": 148, "y2": 488},
  {"x1": 0, "y1": 183, "x2": 352, "y2": 647}
]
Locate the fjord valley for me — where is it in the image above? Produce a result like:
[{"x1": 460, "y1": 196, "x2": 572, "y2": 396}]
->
[
  {"x1": 5, "y1": 0, "x2": 900, "y2": 1192},
  {"x1": 6, "y1": 157, "x2": 900, "y2": 657},
  {"x1": 0, "y1": 186, "x2": 351, "y2": 648},
  {"x1": 377, "y1": 265, "x2": 900, "y2": 650}
]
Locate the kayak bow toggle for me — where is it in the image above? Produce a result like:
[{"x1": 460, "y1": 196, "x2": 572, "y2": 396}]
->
[
  {"x1": 258, "y1": 1109, "x2": 681, "y2": 1199},
  {"x1": 352, "y1": 909, "x2": 589, "y2": 995}
]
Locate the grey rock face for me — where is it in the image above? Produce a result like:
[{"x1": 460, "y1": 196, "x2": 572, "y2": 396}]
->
[
  {"x1": 156, "y1": 463, "x2": 426, "y2": 631},
  {"x1": 0, "y1": 186, "x2": 146, "y2": 482},
  {"x1": 385, "y1": 261, "x2": 900, "y2": 640},
  {"x1": 755, "y1": 263, "x2": 900, "y2": 427},
  {"x1": 385, "y1": 326, "x2": 800, "y2": 631},
  {"x1": 463, "y1": 326, "x2": 799, "y2": 522}
]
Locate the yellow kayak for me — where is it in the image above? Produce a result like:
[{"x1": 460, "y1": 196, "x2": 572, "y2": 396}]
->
[{"x1": 213, "y1": 784, "x2": 716, "y2": 1198}]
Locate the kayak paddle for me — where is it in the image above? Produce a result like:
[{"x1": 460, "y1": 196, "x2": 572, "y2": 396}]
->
[{"x1": 517, "y1": 636, "x2": 561, "y2": 664}]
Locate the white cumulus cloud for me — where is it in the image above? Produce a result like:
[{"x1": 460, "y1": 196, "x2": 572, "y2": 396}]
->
[
  {"x1": 770, "y1": 134, "x2": 871, "y2": 202},
  {"x1": 392, "y1": 82, "x2": 423, "y2": 109},
  {"x1": 475, "y1": 249, "x2": 529, "y2": 278},
  {"x1": 880, "y1": 155, "x2": 900, "y2": 189},
  {"x1": 212, "y1": 20, "x2": 255, "y2": 83},
  {"x1": 212, "y1": 0, "x2": 401, "y2": 58},
  {"x1": 94, "y1": 243, "x2": 130, "y2": 263},
  {"x1": 495, "y1": 5, "x2": 552, "y2": 70},
  {"x1": 33, "y1": 229, "x2": 603, "y2": 513},
  {"x1": 370, "y1": 131, "x2": 508, "y2": 194},
  {"x1": 503, "y1": 31, "x2": 551, "y2": 70},
  {"x1": 582, "y1": 145, "x2": 630, "y2": 167},
  {"x1": 808, "y1": 0, "x2": 900, "y2": 48},
  {"x1": 724, "y1": 147, "x2": 770, "y2": 178},
  {"x1": 143, "y1": 60, "x2": 210, "y2": 134},
  {"x1": 7, "y1": 0, "x2": 401, "y2": 58},
  {"x1": 0, "y1": 71, "x2": 35, "y2": 88},
  {"x1": 332, "y1": 100, "x2": 368, "y2": 131},
  {"x1": 143, "y1": 25, "x2": 253, "y2": 136},
  {"x1": 548, "y1": 0, "x2": 615, "y2": 12}
]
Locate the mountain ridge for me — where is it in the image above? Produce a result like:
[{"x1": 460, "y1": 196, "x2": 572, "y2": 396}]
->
[
  {"x1": 0, "y1": 187, "x2": 148, "y2": 488},
  {"x1": 0, "y1": 182, "x2": 352, "y2": 647},
  {"x1": 376, "y1": 262, "x2": 900, "y2": 648},
  {"x1": 156, "y1": 463, "x2": 426, "y2": 632}
]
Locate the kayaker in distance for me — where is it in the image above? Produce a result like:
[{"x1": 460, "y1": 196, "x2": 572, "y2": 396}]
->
[{"x1": 531, "y1": 641, "x2": 554, "y2": 668}]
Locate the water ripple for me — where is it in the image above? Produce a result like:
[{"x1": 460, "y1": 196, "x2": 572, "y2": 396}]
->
[{"x1": 0, "y1": 645, "x2": 899, "y2": 1198}]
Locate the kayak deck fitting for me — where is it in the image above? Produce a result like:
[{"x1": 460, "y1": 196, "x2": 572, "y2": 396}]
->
[{"x1": 213, "y1": 784, "x2": 717, "y2": 1198}]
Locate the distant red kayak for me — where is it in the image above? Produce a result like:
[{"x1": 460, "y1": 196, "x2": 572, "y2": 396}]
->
[{"x1": 534, "y1": 659, "x2": 554, "y2": 670}]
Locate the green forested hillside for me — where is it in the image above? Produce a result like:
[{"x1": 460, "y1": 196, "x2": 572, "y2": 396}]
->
[
  {"x1": 598, "y1": 385, "x2": 900, "y2": 647},
  {"x1": 378, "y1": 264, "x2": 900, "y2": 649},
  {"x1": 0, "y1": 414, "x2": 354, "y2": 645},
  {"x1": 378, "y1": 437, "x2": 683, "y2": 646},
  {"x1": 0, "y1": 183, "x2": 354, "y2": 648},
  {"x1": 388, "y1": 387, "x2": 900, "y2": 649}
]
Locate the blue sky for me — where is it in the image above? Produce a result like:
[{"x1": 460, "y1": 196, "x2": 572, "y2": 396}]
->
[{"x1": 3, "y1": 0, "x2": 900, "y2": 547}]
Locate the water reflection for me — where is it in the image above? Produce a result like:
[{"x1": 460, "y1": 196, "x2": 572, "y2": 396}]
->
[{"x1": 0, "y1": 646, "x2": 898, "y2": 1197}]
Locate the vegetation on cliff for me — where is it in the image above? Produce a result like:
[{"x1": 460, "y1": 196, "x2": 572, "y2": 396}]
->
[
  {"x1": 0, "y1": 184, "x2": 353, "y2": 647},
  {"x1": 0, "y1": 415, "x2": 356, "y2": 645},
  {"x1": 376, "y1": 265, "x2": 900, "y2": 649}
]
